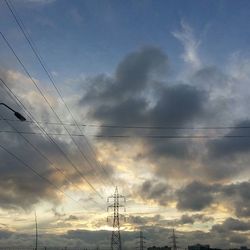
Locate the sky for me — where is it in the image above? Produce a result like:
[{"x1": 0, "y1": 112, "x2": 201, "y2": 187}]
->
[{"x1": 1, "y1": 0, "x2": 250, "y2": 249}]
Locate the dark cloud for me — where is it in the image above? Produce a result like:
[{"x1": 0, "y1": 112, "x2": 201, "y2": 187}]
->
[
  {"x1": 196, "y1": 67, "x2": 250, "y2": 180},
  {"x1": 147, "y1": 140, "x2": 190, "y2": 159},
  {"x1": 80, "y1": 47, "x2": 207, "y2": 162},
  {"x1": 208, "y1": 120, "x2": 250, "y2": 158},
  {"x1": 0, "y1": 125, "x2": 106, "y2": 210},
  {"x1": 51, "y1": 207, "x2": 66, "y2": 218},
  {"x1": 0, "y1": 75, "x2": 107, "y2": 210},
  {"x1": 66, "y1": 215, "x2": 79, "y2": 221},
  {"x1": 179, "y1": 214, "x2": 195, "y2": 224},
  {"x1": 212, "y1": 218, "x2": 250, "y2": 233},
  {"x1": 136, "y1": 180, "x2": 173, "y2": 206},
  {"x1": 65, "y1": 229, "x2": 110, "y2": 245},
  {"x1": 176, "y1": 180, "x2": 250, "y2": 218},
  {"x1": 129, "y1": 215, "x2": 151, "y2": 225},
  {"x1": 151, "y1": 84, "x2": 205, "y2": 125},
  {"x1": 0, "y1": 132, "x2": 60, "y2": 210},
  {"x1": 110, "y1": 46, "x2": 168, "y2": 98},
  {"x1": 229, "y1": 234, "x2": 248, "y2": 244},
  {"x1": 178, "y1": 214, "x2": 213, "y2": 225},
  {"x1": 128, "y1": 214, "x2": 162, "y2": 227},
  {"x1": 91, "y1": 97, "x2": 148, "y2": 129},
  {"x1": 128, "y1": 213, "x2": 213, "y2": 228},
  {"x1": 146, "y1": 84, "x2": 206, "y2": 161},
  {"x1": 190, "y1": 65, "x2": 234, "y2": 125},
  {"x1": 176, "y1": 181, "x2": 218, "y2": 211},
  {"x1": 0, "y1": 74, "x2": 64, "y2": 209},
  {"x1": 221, "y1": 181, "x2": 250, "y2": 218},
  {"x1": 0, "y1": 226, "x2": 249, "y2": 249},
  {"x1": 192, "y1": 66, "x2": 230, "y2": 90},
  {"x1": 183, "y1": 230, "x2": 249, "y2": 249},
  {"x1": 202, "y1": 158, "x2": 243, "y2": 182},
  {"x1": 82, "y1": 46, "x2": 168, "y2": 104},
  {"x1": 79, "y1": 47, "x2": 250, "y2": 194},
  {"x1": 0, "y1": 229, "x2": 13, "y2": 239}
]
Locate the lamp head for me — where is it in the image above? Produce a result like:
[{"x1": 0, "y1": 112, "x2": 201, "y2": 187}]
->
[{"x1": 14, "y1": 112, "x2": 26, "y2": 121}]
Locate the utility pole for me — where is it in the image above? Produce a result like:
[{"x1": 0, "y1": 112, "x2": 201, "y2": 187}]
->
[
  {"x1": 107, "y1": 187, "x2": 126, "y2": 250},
  {"x1": 137, "y1": 230, "x2": 146, "y2": 250}
]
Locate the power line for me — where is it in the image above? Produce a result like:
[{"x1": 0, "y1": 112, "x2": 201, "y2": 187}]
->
[
  {"x1": 0, "y1": 142, "x2": 82, "y2": 206},
  {"x1": 0, "y1": 84, "x2": 88, "y2": 195},
  {"x1": 4, "y1": 0, "x2": 113, "y2": 188},
  {"x1": 0, "y1": 25, "x2": 102, "y2": 185},
  {"x1": 1, "y1": 118, "x2": 87, "y2": 127},
  {"x1": 0, "y1": 112, "x2": 86, "y2": 194},
  {"x1": 1, "y1": 129, "x2": 250, "y2": 139},
  {"x1": 0, "y1": 124, "x2": 103, "y2": 205},
  {"x1": 0, "y1": 32, "x2": 105, "y2": 199},
  {"x1": 0, "y1": 77, "x2": 103, "y2": 200},
  {"x1": 86, "y1": 124, "x2": 250, "y2": 130},
  {"x1": 93, "y1": 134, "x2": 250, "y2": 139},
  {"x1": 2, "y1": 118, "x2": 250, "y2": 131},
  {"x1": 0, "y1": 78, "x2": 103, "y2": 198}
]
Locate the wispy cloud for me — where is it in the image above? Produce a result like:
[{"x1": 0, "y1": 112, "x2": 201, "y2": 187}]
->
[{"x1": 173, "y1": 20, "x2": 201, "y2": 70}]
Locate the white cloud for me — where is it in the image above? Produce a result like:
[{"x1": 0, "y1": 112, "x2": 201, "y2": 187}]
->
[{"x1": 173, "y1": 20, "x2": 201, "y2": 70}]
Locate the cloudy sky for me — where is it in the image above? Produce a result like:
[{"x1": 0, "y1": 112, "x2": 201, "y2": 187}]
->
[{"x1": 1, "y1": 0, "x2": 250, "y2": 249}]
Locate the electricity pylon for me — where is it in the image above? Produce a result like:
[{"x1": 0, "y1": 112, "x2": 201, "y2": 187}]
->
[
  {"x1": 35, "y1": 211, "x2": 38, "y2": 250},
  {"x1": 169, "y1": 228, "x2": 178, "y2": 250},
  {"x1": 107, "y1": 187, "x2": 126, "y2": 250},
  {"x1": 137, "y1": 230, "x2": 146, "y2": 250}
]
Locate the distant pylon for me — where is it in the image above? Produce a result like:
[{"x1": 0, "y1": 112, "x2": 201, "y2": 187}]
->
[
  {"x1": 107, "y1": 186, "x2": 126, "y2": 250},
  {"x1": 169, "y1": 228, "x2": 178, "y2": 250},
  {"x1": 137, "y1": 230, "x2": 146, "y2": 250},
  {"x1": 35, "y1": 211, "x2": 38, "y2": 250}
]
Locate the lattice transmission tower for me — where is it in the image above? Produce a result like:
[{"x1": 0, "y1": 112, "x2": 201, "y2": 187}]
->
[
  {"x1": 107, "y1": 187, "x2": 126, "y2": 250},
  {"x1": 35, "y1": 211, "x2": 38, "y2": 250},
  {"x1": 169, "y1": 228, "x2": 178, "y2": 250},
  {"x1": 137, "y1": 230, "x2": 146, "y2": 250}
]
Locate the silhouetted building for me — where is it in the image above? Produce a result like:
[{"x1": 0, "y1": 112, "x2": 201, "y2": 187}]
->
[
  {"x1": 230, "y1": 247, "x2": 250, "y2": 250},
  {"x1": 240, "y1": 247, "x2": 250, "y2": 250},
  {"x1": 188, "y1": 244, "x2": 210, "y2": 250},
  {"x1": 148, "y1": 246, "x2": 171, "y2": 250}
]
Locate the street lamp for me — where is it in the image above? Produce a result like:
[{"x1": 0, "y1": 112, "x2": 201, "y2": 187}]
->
[{"x1": 0, "y1": 102, "x2": 26, "y2": 121}]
